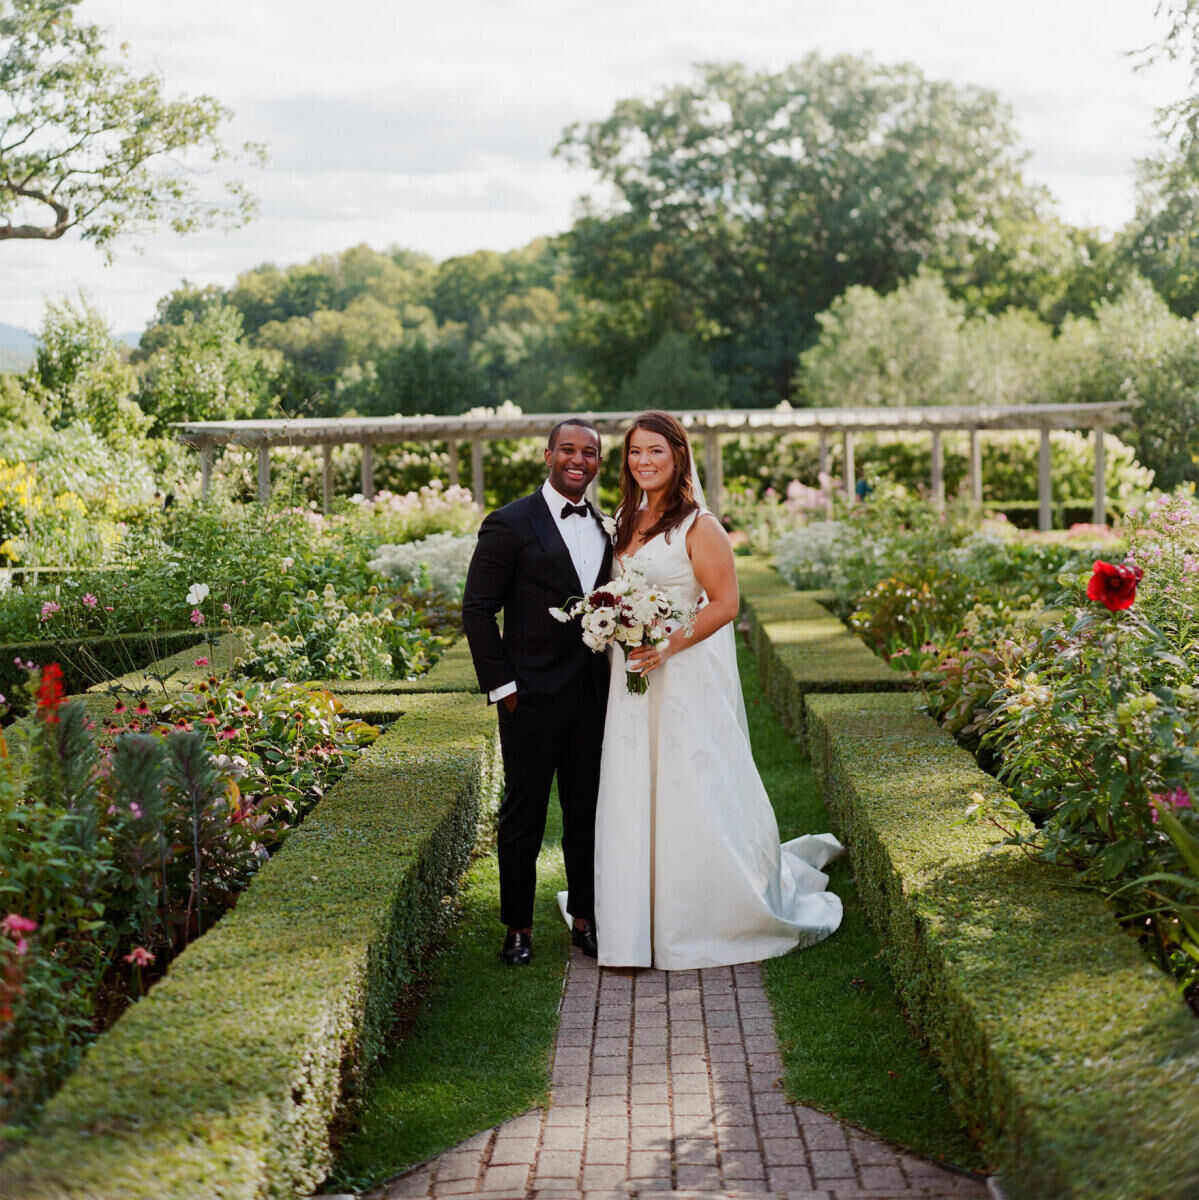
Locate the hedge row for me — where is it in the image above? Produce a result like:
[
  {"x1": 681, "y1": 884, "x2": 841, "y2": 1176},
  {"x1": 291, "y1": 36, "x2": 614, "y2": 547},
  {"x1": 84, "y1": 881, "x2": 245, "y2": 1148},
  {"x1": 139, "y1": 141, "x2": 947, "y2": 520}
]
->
[
  {"x1": 805, "y1": 692, "x2": 1199, "y2": 1200},
  {"x1": 735, "y1": 555, "x2": 914, "y2": 739},
  {"x1": 0, "y1": 629, "x2": 205, "y2": 710},
  {"x1": 90, "y1": 627, "x2": 479, "y2": 702},
  {"x1": 0, "y1": 690, "x2": 501, "y2": 1200}
]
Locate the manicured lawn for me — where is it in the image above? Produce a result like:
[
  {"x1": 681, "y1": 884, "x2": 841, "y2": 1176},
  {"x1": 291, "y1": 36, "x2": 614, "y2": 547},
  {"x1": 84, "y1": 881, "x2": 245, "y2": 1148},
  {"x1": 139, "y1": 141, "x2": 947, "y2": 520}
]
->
[
  {"x1": 327, "y1": 803, "x2": 570, "y2": 1190},
  {"x1": 744, "y1": 640, "x2": 985, "y2": 1171}
]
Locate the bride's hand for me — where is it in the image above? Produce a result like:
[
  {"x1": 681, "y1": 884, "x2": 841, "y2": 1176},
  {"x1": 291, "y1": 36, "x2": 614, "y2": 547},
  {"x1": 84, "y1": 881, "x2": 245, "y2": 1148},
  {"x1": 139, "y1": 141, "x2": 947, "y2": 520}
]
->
[{"x1": 628, "y1": 638, "x2": 675, "y2": 674}]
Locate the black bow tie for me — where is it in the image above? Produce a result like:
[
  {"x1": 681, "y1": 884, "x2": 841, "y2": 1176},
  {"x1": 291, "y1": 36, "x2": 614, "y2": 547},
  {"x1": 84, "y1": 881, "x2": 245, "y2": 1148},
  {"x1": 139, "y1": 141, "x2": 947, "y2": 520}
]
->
[{"x1": 561, "y1": 502, "x2": 589, "y2": 519}]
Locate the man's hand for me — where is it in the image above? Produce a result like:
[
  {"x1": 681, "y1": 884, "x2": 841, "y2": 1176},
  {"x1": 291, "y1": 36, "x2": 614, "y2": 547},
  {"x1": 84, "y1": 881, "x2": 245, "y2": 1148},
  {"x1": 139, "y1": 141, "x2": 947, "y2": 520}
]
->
[{"x1": 503, "y1": 693, "x2": 519, "y2": 713}]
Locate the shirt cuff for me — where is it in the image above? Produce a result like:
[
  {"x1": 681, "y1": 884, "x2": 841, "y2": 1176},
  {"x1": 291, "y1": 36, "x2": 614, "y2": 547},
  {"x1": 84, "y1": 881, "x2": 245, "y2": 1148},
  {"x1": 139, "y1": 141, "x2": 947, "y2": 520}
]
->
[{"x1": 489, "y1": 681, "x2": 517, "y2": 703}]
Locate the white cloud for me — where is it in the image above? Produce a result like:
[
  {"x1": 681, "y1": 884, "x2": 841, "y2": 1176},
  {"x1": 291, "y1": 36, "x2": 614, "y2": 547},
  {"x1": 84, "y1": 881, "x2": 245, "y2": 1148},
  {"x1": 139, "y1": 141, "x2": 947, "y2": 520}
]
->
[{"x1": 1, "y1": 0, "x2": 1190, "y2": 332}]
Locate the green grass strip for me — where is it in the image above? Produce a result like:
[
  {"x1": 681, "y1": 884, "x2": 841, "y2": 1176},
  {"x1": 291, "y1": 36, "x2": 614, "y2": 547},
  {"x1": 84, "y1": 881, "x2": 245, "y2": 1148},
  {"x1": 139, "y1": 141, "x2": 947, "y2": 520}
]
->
[
  {"x1": 329, "y1": 797, "x2": 569, "y2": 1190},
  {"x1": 741, "y1": 640, "x2": 983, "y2": 1171}
]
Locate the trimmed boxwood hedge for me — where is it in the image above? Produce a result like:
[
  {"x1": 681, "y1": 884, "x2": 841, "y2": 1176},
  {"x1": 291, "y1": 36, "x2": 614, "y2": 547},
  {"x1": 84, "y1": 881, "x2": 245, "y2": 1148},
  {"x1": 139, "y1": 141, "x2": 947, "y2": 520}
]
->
[
  {"x1": 735, "y1": 556, "x2": 914, "y2": 739},
  {"x1": 0, "y1": 691, "x2": 501, "y2": 1200},
  {"x1": 805, "y1": 691, "x2": 1199, "y2": 1200},
  {"x1": 0, "y1": 629, "x2": 205, "y2": 711}
]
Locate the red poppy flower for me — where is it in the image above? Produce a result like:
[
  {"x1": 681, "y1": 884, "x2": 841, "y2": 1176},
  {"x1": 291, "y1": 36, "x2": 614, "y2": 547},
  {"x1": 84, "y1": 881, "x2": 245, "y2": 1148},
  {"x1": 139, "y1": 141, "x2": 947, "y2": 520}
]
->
[{"x1": 1086, "y1": 560, "x2": 1143, "y2": 612}]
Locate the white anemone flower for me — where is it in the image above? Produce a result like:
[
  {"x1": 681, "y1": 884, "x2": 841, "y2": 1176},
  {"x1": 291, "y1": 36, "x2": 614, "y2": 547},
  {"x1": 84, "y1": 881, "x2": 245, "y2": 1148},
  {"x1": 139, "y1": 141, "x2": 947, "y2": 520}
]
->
[{"x1": 186, "y1": 582, "x2": 210, "y2": 606}]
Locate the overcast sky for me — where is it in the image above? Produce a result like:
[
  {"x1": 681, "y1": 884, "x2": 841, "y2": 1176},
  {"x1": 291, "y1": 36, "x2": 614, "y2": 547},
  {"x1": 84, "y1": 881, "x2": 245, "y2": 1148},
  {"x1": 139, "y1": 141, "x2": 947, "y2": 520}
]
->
[{"x1": 1, "y1": 0, "x2": 1191, "y2": 334}]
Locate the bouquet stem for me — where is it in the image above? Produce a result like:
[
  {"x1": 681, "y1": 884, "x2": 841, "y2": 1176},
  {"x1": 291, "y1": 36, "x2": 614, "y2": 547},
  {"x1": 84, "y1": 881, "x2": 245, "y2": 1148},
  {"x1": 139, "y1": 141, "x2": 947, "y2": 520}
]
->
[{"x1": 621, "y1": 646, "x2": 648, "y2": 694}]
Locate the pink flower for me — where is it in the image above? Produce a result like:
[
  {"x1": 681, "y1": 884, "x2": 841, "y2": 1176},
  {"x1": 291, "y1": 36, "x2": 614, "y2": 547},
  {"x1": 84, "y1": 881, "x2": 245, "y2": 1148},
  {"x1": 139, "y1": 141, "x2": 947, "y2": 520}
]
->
[
  {"x1": 222, "y1": 602, "x2": 232, "y2": 613},
  {"x1": 190, "y1": 608, "x2": 205, "y2": 626},
  {"x1": 81, "y1": 593, "x2": 98, "y2": 608},
  {"x1": 217, "y1": 727, "x2": 237, "y2": 741},
  {"x1": 193, "y1": 657, "x2": 209, "y2": 667},
  {"x1": 123, "y1": 946, "x2": 155, "y2": 968},
  {"x1": 2, "y1": 913, "x2": 36, "y2": 954},
  {"x1": 1150, "y1": 788, "x2": 1193, "y2": 823},
  {"x1": 39, "y1": 600, "x2": 60, "y2": 622},
  {"x1": 104, "y1": 606, "x2": 113, "y2": 612},
  {"x1": 129, "y1": 802, "x2": 142, "y2": 819}
]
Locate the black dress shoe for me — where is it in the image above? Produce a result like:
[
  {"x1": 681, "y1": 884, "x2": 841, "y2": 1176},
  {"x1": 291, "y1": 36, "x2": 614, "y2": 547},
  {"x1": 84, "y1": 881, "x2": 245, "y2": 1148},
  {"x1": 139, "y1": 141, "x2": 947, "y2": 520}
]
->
[
  {"x1": 501, "y1": 930, "x2": 532, "y2": 966},
  {"x1": 571, "y1": 919, "x2": 598, "y2": 958}
]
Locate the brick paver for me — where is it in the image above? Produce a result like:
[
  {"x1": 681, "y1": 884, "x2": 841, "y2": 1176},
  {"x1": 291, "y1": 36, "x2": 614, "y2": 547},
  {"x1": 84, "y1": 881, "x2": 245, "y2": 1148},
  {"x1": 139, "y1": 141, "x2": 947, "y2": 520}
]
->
[{"x1": 366, "y1": 955, "x2": 990, "y2": 1200}]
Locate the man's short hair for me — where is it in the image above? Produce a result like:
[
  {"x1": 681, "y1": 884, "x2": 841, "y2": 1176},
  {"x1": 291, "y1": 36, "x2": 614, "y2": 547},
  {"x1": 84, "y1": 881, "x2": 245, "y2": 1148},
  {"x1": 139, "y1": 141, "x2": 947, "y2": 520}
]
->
[{"x1": 548, "y1": 418, "x2": 600, "y2": 450}]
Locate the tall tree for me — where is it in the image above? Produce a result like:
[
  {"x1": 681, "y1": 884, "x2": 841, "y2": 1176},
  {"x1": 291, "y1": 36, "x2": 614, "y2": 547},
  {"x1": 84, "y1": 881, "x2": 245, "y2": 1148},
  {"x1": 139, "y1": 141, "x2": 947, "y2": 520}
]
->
[
  {"x1": 0, "y1": 0, "x2": 261, "y2": 255},
  {"x1": 557, "y1": 56, "x2": 1050, "y2": 405}
]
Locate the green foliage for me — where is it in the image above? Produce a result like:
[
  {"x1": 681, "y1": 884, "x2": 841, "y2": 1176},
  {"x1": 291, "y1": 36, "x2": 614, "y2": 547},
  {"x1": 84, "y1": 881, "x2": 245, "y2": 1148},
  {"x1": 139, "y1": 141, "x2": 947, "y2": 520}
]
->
[
  {"x1": 618, "y1": 330, "x2": 726, "y2": 410},
  {"x1": 0, "y1": 669, "x2": 378, "y2": 1135},
  {"x1": 557, "y1": 56, "x2": 1051, "y2": 404},
  {"x1": 1054, "y1": 276, "x2": 1199, "y2": 489},
  {"x1": 22, "y1": 296, "x2": 148, "y2": 451},
  {"x1": 805, "y1": 690, "x2": 1199, "y2": 1200},
  {"x1": 0, "y1": 0, "x2": 260, "y2": 254},
  {"x1": 0, "y1": 692, "x2": 498, "y2": 1199},
  {"x1": 134, "y1": 286, "x2": 282, "y2": 435}
]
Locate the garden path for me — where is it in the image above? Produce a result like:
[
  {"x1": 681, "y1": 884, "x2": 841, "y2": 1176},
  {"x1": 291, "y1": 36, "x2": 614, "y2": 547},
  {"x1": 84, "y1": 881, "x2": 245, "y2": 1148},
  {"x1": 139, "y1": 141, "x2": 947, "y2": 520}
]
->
[{"x1": 362, "y1": 952, "x2": 989, "y2": 1200}]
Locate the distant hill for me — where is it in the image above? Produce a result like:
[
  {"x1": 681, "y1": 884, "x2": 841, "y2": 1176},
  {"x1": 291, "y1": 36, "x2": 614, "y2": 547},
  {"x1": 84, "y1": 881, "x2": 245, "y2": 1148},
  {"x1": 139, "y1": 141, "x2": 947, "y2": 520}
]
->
[
  {"x1": 0, "y1": 324, "x2": 138, "y2": 374},
  {"x1": 0, "y1": 323, "x2": 35, "y2": 350}
]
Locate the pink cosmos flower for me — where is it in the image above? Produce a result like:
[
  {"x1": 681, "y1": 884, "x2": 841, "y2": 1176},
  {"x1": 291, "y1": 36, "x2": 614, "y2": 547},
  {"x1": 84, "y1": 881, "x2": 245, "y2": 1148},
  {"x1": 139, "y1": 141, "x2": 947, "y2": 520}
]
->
[
  {"x1": 81, "y1": 593, "x2": 98, "y2": 608},
  {"x1": 190, "y1": 608, "x2": 205, "y2": 626},
  {"x1": 39, "y1": 600, "x2": 60, "y2": 622},
  {"x1": 123, "y1": 946, "x2": 155, "y2": 968},
  {"x1": 194, "y1": 657, "x2": 209, "y2": 667}
]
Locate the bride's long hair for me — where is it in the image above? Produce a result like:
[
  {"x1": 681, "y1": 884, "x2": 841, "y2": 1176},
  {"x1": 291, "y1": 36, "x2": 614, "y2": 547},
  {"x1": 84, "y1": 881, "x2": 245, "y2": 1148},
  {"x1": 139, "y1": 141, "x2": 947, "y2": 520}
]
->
[{"x1": 614, "y1": 410, "x2": 699, "y2": 557}]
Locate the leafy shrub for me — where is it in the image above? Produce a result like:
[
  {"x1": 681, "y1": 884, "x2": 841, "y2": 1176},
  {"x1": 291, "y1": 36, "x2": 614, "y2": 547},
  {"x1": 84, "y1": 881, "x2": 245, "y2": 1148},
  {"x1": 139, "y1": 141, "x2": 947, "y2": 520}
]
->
[
  {"x1": 368, "y1": 532, "x2": 476, "y2": 600},
  {"x1": 232, "y1": 584, "x2": 436, "y2": 682}
]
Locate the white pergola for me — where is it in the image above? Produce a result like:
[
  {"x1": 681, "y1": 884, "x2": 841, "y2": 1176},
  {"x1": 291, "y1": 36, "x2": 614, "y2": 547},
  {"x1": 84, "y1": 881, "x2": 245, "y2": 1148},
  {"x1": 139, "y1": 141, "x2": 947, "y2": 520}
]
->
[{"x1": 173, "y1": 401, "x2": 1133, "y2": 531}]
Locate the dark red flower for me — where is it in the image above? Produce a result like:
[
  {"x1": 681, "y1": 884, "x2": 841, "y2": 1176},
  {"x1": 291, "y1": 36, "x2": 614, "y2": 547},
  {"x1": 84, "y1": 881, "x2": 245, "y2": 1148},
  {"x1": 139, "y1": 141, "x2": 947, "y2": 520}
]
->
[{"x1": 1086, "y1": 560, "x2": 1143, "y2": 612}]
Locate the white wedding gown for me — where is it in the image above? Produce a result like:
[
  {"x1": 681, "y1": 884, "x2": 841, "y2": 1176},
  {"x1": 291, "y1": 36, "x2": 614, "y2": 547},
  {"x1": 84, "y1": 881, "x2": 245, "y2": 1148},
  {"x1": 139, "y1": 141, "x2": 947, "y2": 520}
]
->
[{"x1": 565, "y1": 509, "x2": 844, "y2": 971}]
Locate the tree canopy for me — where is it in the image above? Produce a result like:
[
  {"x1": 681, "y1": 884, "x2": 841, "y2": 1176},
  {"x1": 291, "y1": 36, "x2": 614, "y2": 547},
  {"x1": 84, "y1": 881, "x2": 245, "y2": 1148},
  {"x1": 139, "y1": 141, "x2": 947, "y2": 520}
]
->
[
  {"x1": 555, "y1": 56, "x2": 1062, "y2": 405},
  {"x1": 0, "y1": 0, "x2": 261, "y2": 254}
]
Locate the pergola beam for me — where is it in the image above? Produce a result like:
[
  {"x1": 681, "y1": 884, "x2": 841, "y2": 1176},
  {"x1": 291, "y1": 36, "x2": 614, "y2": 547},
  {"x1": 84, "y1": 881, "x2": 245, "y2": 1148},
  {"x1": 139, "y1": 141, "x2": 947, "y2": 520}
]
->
[{"x1": 174, "y1": 402, "x2": 1132, "y2": 529}]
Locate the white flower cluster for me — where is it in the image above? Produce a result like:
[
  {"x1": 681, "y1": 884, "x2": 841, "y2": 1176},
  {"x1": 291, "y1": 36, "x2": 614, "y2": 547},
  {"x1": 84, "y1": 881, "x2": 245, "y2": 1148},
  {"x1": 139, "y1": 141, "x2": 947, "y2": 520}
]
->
[
  {"x1": 550, "y1": 565, "x2": 688, "y2": 654},
  {"x1": 368, "y1": 533, "x2": 477, "y2": 599},
  {"x1": 773, "y1": 520, "x2": 857, "y2": 591}
]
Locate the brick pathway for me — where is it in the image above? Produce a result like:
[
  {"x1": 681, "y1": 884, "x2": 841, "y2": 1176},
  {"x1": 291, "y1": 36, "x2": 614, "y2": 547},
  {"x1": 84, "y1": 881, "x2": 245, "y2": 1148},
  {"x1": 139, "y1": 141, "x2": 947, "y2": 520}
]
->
[{"x1": 364, "y1": 954, "x2": 990, "y2": 1200}]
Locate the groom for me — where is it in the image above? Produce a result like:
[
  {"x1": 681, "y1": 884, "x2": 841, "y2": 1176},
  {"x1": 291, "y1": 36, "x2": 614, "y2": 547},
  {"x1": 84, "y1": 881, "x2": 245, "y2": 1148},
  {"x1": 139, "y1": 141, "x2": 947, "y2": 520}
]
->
[{"x1": 462, "y1": 419, "x2": 612, "y2": 966}]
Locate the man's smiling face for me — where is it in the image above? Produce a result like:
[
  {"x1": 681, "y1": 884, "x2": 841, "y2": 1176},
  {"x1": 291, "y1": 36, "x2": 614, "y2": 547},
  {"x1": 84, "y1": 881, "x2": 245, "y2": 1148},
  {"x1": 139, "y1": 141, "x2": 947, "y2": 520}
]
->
[{"x1": 545, "y1": 423, "x2": 601, "y2": 501}]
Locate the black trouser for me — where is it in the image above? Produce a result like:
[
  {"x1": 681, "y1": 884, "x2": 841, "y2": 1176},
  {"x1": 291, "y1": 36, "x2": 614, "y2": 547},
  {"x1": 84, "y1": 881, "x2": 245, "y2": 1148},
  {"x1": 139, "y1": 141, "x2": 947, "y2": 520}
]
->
[{"x1": 495, "y1": 687, "x2": 604, "y2": 930}]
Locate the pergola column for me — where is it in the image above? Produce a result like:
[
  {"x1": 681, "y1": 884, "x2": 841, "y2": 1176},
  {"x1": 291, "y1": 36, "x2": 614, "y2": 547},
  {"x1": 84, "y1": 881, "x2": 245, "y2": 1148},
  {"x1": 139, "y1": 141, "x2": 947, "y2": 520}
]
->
[
  {"x1": 360, "y1": 442, "x2": 375, "y2": 500},
  {"x1": 703, "y1": 432, "x2": 723, "y2": 517},
  {"x1": 1093, "y1": 427, "x2": 1107, "y2": 526},
  {"x1": 321, "y1": 445, "x2": 333, "y2": 515},
  {"x1": 200, "y1": 445, "x2": 213, "y2": 500},
  {"x1": 1038, "y1": 428, "x2": 1053, "y2": 532},
  {"x1": 446, "y1": 438, "x2": 460, "y2": 487},
  {"x1": 842, "y1": 431, "x2": 856, "y2": 498},
  {"x1": 471, "y1": 438, "x2": 485, "y2": 509},
  {"x1": 256, "y1": 446, "x2": 270, "y2": 505},
  {"x1": 967, "y1": 429, "x2": 982, "y2": 503},
  {"x1": 930, "y1": 430, "x2": 944, "y2": 510},
  {"x1": 818, "y1": 432, "x2": 831, "y2": 513}
]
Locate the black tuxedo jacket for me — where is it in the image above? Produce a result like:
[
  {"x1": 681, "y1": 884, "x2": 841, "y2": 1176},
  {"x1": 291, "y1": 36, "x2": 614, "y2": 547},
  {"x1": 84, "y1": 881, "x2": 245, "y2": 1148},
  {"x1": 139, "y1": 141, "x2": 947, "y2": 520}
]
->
[{"x1": 462, "y1": 489, "x2": 613, "y2": 710}]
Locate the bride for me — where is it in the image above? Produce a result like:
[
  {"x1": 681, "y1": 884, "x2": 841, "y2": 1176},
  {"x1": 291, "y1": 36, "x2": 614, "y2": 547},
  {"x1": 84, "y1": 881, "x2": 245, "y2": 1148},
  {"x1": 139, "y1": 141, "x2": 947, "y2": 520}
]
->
[{"x1": 591, "y1": 410, "x2": 843, "y2": 970}]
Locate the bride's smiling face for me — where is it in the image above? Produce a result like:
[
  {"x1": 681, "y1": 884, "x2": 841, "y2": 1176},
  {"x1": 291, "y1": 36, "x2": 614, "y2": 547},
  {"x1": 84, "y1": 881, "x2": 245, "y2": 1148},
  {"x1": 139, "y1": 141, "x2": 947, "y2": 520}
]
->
[{"x1": 627, "y1": 428, "x2": 674, "y2": 495}]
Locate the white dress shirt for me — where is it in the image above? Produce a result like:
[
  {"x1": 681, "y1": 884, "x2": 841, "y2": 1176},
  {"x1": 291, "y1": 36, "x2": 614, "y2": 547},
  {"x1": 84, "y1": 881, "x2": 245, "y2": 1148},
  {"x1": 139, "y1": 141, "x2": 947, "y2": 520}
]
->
[{"x1": 489, "y1": 481, "x2": 608, "y2": 703}]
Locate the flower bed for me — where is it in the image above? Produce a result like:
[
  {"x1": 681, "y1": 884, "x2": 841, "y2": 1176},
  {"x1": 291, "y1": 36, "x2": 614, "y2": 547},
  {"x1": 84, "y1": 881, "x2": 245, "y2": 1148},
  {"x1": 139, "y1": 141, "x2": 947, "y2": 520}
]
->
[
  {"x1": 805, "y1": 690, "x2": 1199, "y2": 1200},
  {"x1": 0, "y1": 688, "x2": 498, "y2": 1199}
]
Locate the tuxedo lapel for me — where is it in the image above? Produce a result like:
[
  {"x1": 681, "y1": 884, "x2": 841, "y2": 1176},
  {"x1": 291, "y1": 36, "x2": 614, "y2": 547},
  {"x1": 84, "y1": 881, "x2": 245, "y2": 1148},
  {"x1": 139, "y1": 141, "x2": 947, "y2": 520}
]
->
[
  {"x1": 590, "y1": 502, "x2": 615, "y2": 584},
  {"x1": 528, "y1": 490, "x2": 585, "y2": 594}
]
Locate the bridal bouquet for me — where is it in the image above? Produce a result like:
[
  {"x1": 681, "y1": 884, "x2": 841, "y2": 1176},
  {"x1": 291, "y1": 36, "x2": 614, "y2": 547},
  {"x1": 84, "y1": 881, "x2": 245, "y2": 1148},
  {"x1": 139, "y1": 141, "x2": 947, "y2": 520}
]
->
[{"x1": 550, "y1": 564, "x2": 694, "y2": 694}]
